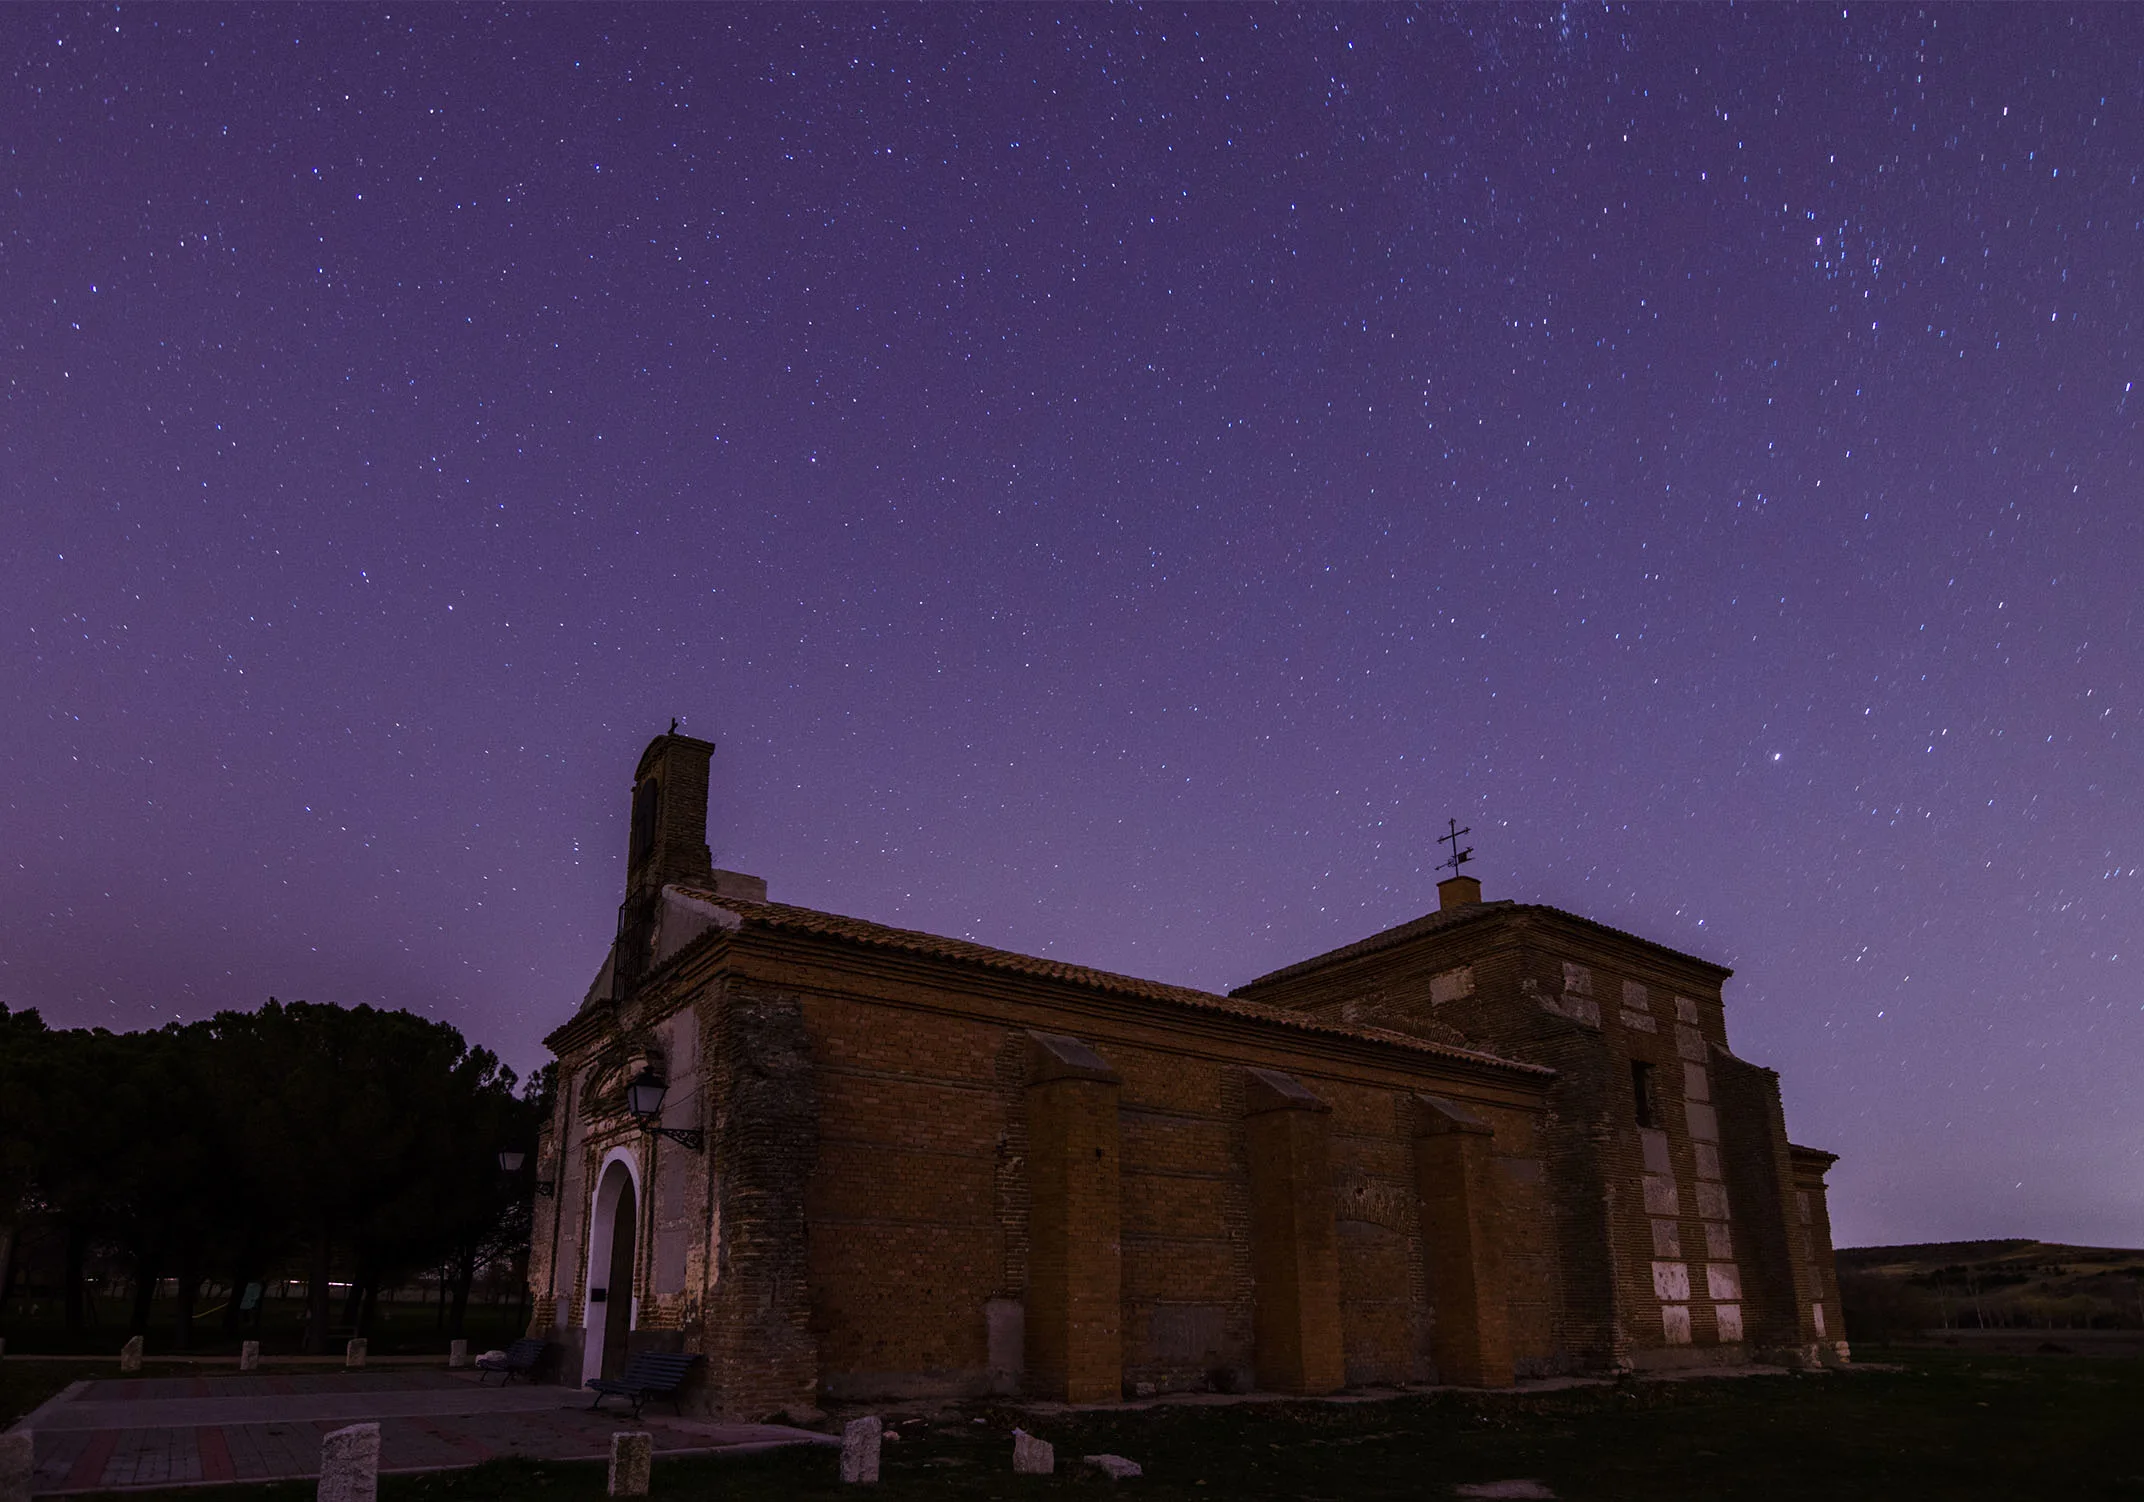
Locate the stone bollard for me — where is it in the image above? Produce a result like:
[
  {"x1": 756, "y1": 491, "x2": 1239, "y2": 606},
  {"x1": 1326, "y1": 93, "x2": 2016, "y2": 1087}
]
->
[
  {"x1": 1084, "y1": 1454, "x2": 1143, "y2": 1482},
  {"x1": 447, "y1": 1339, "x2": 468, "y2": 1369},
  {"x1": 839, "y1": 1415, "x2": 882, "y2": 1484},
  {"x1": 240, "y1": 1340, "x2": 261, "y2": 1373},
  {"x1": 607, "y1": 1431, "x2": 653, "y2": 1497},
  {"x1": 1012, "y1": 1429, "x2": 1054, "y2": 1475},
  {"x1": 1, "y1": 1428, "x2": 33, "y2": 1502},
  {"x1": 317, "y1": 1422, "x2": 380, "y2": 1502},
  {"x1": 119, "y1": 1335, "x2": 144, "y2": 1373},
  {"x1": 344, "y1": 1338, "x2": 367, "y2": 1370}
]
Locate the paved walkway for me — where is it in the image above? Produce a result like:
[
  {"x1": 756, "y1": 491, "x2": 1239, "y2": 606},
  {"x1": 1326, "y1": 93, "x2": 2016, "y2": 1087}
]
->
[{"x1": 9, "y1": 1371, "x2": 835, "y2": 1494}]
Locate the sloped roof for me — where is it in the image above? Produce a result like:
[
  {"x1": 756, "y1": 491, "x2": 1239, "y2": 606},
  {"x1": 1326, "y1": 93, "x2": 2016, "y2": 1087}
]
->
[
  {"x1": 1237, "y1": 900, "x2": 1518, "y2": 990},
  {"x1": 1236, "y1": 898, "x2": 1731, "y2": 993},
  {"x1": 671, "y1": 888, "x2": 1551, "y2": 1078}
]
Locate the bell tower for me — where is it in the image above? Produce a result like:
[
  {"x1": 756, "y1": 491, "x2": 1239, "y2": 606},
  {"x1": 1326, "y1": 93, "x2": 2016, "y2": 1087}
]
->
[
  {"x1": 609, "y1": 727, "x2": 716, "y2": 997},
  {"x1": 625, "y1": 729, "x2": 716, "y2": 898}
]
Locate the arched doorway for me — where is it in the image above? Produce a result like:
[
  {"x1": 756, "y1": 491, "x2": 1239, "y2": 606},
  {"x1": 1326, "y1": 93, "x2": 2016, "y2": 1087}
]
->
[{"x1": 582, "y1": 1154, "x2": 640, "y2": 1383}]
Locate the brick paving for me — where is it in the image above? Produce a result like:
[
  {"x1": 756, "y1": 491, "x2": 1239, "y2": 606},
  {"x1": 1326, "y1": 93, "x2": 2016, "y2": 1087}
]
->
[{"x1": 10, "y1": 1371, "x2": 835, "y2": 1494}]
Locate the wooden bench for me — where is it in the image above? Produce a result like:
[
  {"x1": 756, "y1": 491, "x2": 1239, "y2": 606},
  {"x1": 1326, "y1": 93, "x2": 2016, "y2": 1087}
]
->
[
  {"x1": 473, "y1": 1337, "x2": 547, "y2": 1385},
  {"x1": 586, "y1": 1349, "x2": 701, "y2": 1419}
]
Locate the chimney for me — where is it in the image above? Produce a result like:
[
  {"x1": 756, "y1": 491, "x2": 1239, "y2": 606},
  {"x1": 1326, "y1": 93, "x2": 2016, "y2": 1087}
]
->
[{"x1": 1437, "y1": 874, "x2": 1482, "y2": 911}]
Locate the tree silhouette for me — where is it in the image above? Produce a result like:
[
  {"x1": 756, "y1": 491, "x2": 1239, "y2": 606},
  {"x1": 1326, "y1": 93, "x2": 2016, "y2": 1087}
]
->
[{"x1": 0, "y1": 998, "x2": 539, "y2": 1351}]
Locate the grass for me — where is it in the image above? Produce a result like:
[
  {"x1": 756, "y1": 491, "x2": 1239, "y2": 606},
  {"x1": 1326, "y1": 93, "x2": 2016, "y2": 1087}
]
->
[
  {"x1": 16, "y1": 1346, "x2": 2144, "y2": 1501},
  {"x1": 1, "y1": 1357, "x2": 106, "y2": 1428}
]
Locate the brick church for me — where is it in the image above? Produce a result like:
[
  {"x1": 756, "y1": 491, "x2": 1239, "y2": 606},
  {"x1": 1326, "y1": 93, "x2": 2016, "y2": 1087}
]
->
[{"x1": 526, "y1": 730, "x2": 1848, "y2": 1417}]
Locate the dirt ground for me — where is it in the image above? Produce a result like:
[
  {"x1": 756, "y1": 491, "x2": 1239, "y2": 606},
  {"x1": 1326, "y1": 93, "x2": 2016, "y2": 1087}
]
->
[{"x1": 9, "y1": 1344, "x2": 2142, "y2": 1501}]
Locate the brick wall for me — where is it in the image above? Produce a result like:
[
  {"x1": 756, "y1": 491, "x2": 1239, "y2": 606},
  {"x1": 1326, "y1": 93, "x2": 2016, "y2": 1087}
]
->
[
  {"x1": 1233, "y1": 905, "x2": 1821, "y2": 1375},
  {"x1": 1244, "y1": 1069, "x2": 1347, "y2": 1394},
  {"x1": 1790, "y1": 1147, "x2": 1848, "y2": 1361},
  {"x1": 571, "y1": 923, "x2": 1561, "y2": 1405},
  {"x1": 537, "y1": 867, "x2": 1839, "y2": 1405},
  {"x1": 1023, "y1": 1034, "x2": 1123, "y2": 1401}
]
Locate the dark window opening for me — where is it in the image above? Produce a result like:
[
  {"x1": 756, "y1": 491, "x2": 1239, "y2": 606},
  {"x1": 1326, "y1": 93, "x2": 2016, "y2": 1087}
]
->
[
  {"x1": 1631, "y1": 1059, "x2": 1660, "y2": 1129},
  {"x1": 629, "y1": 778, "x2": 661, "y2": 870}
]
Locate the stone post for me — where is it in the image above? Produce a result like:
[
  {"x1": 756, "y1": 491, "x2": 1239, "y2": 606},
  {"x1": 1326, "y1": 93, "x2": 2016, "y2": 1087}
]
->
[
  {"x1": 1242, "y1": 1069, "x2": 1345, "y2": 1395},
  {"x1": 1012, "y1": 1430, "x2": 1055, "y2": 1475},
  {"x1": 240, "y1": 1340, "x2": 261, "y2": 1372},
  {"x1": 0, "y1": 1428, "x2": 33, "y2": 1502},
  {"x1": 344, "y1": 1338, "x2": 367, "y2": 1370},
  {"x1": 119, "y1": 1336, "x2": 143, "y2": 1373},
  {"x1": 607, "y1": 1431, "x2": 653, "y2": 1497},
  {"x1": 317, "y1": 1422, "x2": 380, "y2": 1502},
  {"x1": 1413, "y1": 1094, "x2": 1515, "y2": 1387},
  {"x1": 448, "y1": 1339, "x2": 469, "y2": 1369},
  {"x1": 839, "y1": 1415, "x2": 882, "y2": 1484},
  {"x1": 1022, "y1": 1031, "x2": 1122, "y2": 1403}
]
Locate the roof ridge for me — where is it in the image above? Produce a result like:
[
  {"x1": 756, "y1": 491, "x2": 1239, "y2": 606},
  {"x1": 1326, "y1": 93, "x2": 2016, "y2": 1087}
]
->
[
  {"x1": 1235, "y1": 900, "x2": 1518, "y2": 990},
  {"x1": 1233, "y1": 898, "x2": 1731, "y2": 992},
  {"x1": 667, "y1": 888, "x2": 1550, "y2": 1077}
]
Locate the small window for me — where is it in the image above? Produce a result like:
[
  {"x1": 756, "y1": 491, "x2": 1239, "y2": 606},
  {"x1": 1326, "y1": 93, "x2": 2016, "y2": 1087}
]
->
[{"x1": 1631, "y1": 1059, "x2": 1660, "y2": 1129}]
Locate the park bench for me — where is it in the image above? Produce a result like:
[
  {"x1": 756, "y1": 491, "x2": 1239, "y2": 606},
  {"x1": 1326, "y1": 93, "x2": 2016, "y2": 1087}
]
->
[
  {"x1": 474, "y1": 1337, "x2": 548, "y2": 1385},
  {"x1": 586, "y1": 1349, "x2": 701, "y2": 1419}
]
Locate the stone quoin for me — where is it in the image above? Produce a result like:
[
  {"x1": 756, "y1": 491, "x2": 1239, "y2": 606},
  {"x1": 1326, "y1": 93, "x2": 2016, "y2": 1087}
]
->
[{"x1": 523, "y1": 730, "x2": 1849, "y2": 1416}]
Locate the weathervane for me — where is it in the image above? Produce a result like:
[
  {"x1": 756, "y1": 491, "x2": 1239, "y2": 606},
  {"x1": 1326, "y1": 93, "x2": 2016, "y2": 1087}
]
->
[{"x1": 1437, "y1": 817, "x2": 1474, "y2": 877}]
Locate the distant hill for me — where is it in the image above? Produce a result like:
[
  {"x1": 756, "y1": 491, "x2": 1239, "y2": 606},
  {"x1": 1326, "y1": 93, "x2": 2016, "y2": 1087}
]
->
[
  {"x1": 1838, "y1": 1239, "x2": 2143, "y2": 1272},
  {"x1": 1835, "y1": 1239, "x2": 2144, "y2": 1340}
]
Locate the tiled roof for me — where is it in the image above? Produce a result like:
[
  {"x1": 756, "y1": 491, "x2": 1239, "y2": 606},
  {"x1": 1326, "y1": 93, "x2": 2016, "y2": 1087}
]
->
[
  {"x1": 671, "y1": 889, "x2": 1550, "y2": 1077},
  {"x1": 1236, "y1": 901, "x2": 1517, "y2": 990},
  {"x1": 1235, "y1": 899, "x2": 1731, "y2": 992}
]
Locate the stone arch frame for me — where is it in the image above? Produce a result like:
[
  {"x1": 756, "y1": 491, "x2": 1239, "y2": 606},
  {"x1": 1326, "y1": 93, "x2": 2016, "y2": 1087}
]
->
[{"x1": 581, "y1": 1144, "x2": 645, "y2": 1384}]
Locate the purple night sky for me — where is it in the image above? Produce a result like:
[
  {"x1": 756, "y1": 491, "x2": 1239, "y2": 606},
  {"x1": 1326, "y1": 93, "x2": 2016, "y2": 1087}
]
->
[{"x1": 4, "y1": 6, "x2": 2139, "y2": 1249}]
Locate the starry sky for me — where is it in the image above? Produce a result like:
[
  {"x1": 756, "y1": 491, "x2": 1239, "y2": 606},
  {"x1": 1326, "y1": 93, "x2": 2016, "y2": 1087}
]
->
[{"x1": 5, "y1": 5, "x2": 2139, "y2": 1249}]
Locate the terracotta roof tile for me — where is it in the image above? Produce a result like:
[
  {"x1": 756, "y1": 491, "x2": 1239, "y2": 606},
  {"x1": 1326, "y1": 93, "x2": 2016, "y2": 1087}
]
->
[
  {"x1": 1236, "y1": 901, "x2": 1517, "y2": 990},
  {"x1": 1235, "y1": 899, "x2": 1730, "y2": 992},
  {"x1": 672, "y1": 889, "x2": 1550, "y2": 1077}
]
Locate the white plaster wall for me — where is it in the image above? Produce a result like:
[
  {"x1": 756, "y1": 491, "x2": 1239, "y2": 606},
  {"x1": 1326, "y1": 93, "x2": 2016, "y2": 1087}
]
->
[
  {"x1": 554, "y1": 1066, "x2": 591, "y2": 1327},
  {"x1": 649, "y1": 1008, "x2": 702, "y2": 1300}
]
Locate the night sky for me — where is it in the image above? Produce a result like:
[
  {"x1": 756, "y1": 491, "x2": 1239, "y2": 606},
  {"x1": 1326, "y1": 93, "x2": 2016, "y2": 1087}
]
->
[{"x1": 5, "y1": 5, "x2": 2139, "y2": 1249}]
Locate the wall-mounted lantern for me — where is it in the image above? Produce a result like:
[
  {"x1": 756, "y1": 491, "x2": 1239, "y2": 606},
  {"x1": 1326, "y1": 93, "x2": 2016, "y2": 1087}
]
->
[
  {"x1": 625, "y1": 1068, "x2": 704, "y2": 1151},
  {"x1": 498, "y1": 1148, "x2": 555, "y2": 1196}
]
